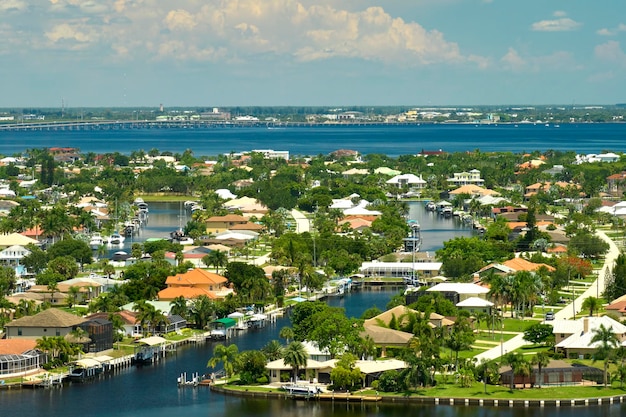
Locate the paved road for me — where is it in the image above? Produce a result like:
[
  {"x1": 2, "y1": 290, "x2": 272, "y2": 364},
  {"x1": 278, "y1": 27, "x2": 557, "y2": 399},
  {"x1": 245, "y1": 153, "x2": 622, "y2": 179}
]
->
[
  {"x1": 553, "y1": 229, "x2": 618, "y2": 320},
  {"x1": 291, "y1": 209, "x2": 310, "y2": 233},
  {"x1": 473, "y1": 229, "x2": 619, "y2": 362}
]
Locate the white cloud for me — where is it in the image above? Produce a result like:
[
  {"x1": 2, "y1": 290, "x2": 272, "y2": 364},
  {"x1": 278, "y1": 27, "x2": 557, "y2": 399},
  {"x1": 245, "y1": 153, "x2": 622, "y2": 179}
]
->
[
  {"x1": 10, "y1": 0, "x2": 485, "y2": 68},
  {"x1": 500, "y1": 48, "x2": 526, "y2": 71},
  {"x1": 0, "y1": 0, "x2": 27, "y2": 11},
  {"x1": 500, "y1": 47, "x2": 577, "y2": 72},
  {"x1": 531, "y1": 17, "x2": 581, "y2": 32},
  {"x1": 594, "y1": 40, "x2": 626, "y2": 67},
  {"x1": 596, "y1": 23, "x2": 626, "y2": 36}
]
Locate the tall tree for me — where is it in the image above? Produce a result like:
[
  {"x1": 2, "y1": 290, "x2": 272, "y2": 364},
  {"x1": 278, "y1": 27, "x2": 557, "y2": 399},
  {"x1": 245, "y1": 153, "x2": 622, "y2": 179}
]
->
[
  {"x1": 207, "y1": 343, "x2": 239, "y2": 380},
  {"x1": 590, "y1": 324, "x2": 619, "y2": 387},
  {"x1": 283, "y1": 341, "x2": 308, "y2": 382}
]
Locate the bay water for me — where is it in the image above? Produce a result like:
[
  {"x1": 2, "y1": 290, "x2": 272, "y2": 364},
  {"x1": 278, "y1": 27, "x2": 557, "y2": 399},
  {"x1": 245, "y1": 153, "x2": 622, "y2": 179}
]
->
[{"x1": 0, "y1": 123, "x2": 625, "y2": 157}]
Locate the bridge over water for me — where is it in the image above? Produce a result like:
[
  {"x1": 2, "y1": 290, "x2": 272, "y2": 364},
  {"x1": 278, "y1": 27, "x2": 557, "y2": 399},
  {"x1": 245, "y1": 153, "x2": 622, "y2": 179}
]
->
[{"x1": 0, "y1": 120, "x2": 407, "y2": 132}]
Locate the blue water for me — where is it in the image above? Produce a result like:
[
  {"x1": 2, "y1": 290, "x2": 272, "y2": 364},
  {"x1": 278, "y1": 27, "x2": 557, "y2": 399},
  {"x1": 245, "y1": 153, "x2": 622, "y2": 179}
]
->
[{"x1": 1, "y1": 123, "x2": 625, "y2": 157}]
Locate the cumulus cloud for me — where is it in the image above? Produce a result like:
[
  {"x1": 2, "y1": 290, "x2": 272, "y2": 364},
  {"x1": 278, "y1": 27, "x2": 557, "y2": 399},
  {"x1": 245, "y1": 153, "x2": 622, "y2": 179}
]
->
[
  {"x1": 594, "y1": 40, "x2": 626, "y2": 67},
  {"x1": 597, "y1": 23, "x2": 626, "y2": 36},
  {"x1": 0, "y1": 0, "x2": 27, "y2": 11},
  {"x1": 500, "y1": 47, "x2": 577, "y2": 72},
  {"x1": 531, "y1": 13, "x2": 581, "y2": 32},
  {"x1": 19, "y1": 0, "x2": 485, "y2": 67}
]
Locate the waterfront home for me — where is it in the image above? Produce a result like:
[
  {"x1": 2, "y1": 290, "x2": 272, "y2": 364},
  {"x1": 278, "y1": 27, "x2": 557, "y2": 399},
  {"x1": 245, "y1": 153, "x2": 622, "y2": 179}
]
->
[
  {"x1": 499, "y1": 359, "x2": 603, "y2": 387},
  {"x1": 266, "y1": 357, "x2": 407, "y2": 386},
  {"x1": 157, "y1": 268, "x2": 231, "y2": 301},
  {"x1": 552, "y1": 316, "x2": 626, "y2": 359},
  {"x1": 4, "y1": 308, "x2": 86, "y2": 339},
  {"x1": 448, "y1": 184, "x2": 499, "y2": 198},
  {"x1": 359, "y1": 261, "x2": 443, "y2": 279},
  {"x1": 0, "y1": 339, "x2": 44, "y2": 377}
]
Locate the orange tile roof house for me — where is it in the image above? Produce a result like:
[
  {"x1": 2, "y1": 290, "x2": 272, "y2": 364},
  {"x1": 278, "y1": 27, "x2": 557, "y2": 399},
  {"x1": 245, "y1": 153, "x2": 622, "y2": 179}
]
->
[
  {"x1": 158, "y1": 268, "x2": 231, "y2": 301},
  {"x1": 477, "y1": 258, "x2": 555, "y2": 278}
]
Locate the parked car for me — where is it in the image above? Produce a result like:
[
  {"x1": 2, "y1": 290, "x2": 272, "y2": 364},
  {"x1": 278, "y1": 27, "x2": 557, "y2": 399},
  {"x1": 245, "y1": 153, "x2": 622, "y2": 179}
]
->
[{"x1": 545, "y1": 311, "x2": 554, "y2": 321}]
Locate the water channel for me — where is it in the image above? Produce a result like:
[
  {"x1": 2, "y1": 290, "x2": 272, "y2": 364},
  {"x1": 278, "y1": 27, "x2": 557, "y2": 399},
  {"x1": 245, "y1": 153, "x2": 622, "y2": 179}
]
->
[{"x1": 4, "y1": 202, "x2": 622, "y2": 416}]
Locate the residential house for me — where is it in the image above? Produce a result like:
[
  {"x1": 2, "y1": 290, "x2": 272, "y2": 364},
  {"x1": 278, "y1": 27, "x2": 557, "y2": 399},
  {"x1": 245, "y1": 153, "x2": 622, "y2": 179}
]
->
[
  {"x1": 0, "y1": 339, "x2": 45, "y2": 376},
  {"x1": 607, "y1": 172, "x2": 626, "y2": 197},
  {"x1": 4, "y1": 308, "x2": 86, "y2": 339},
  {"x1": 476, "y1": 258, "x2": 556, "y2": 280},
  {"x1": 386, "y1": 173, "x2": 427, "y2": 191},
  {"x1": 205, "y1": 214, "x2": 250, "y2": 234},
  {"x1": 552, "y1": 316, "x2": 626, "y2": 359},
  {"x1": 449, "y1": 184, "x2": 499, "y2": 198},
  {"x1": 0, "y1": 244, "x2": 31, "y2": 277},
  {"x1": 157, "y1": 268, "x2": 231, "y2": 301},
  {"x1": 359, "y1": 261, "x2": 443, "y2": 279},
  {"x1": 447, "y1": 169, "x2": 485, "y2": 187},
  {"x1": 426, "y1": 282, "x2": 490, "y2": 305}
]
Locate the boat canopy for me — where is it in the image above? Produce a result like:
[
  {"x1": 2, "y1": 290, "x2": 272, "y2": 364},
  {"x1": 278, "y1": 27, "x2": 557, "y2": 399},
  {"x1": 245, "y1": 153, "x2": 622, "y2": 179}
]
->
[
  {"x1": 211, "y1": 318, "x2": 237, "y2": 328},
  {"x1": 137, "y1": 336, "x2": 168, "y2": 346}
]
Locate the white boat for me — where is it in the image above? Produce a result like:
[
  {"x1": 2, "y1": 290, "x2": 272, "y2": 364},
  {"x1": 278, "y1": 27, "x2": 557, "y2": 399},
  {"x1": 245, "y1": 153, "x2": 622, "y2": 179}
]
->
[
  {"x1": 282, "y1": 383, "x2": 321, "y2": 397},
  {"x1": 108, "y1": 232, "x2": 125, "y2": 245},
  {"x1": 89, "y1": 233, "x2": 105, "y2": 249}
]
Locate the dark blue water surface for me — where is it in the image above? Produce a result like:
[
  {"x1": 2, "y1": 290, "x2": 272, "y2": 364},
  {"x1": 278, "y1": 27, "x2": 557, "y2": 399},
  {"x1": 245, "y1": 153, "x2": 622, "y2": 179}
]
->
[{"x1": 1, "y1": 123, "x2": 624, "y2": 156}]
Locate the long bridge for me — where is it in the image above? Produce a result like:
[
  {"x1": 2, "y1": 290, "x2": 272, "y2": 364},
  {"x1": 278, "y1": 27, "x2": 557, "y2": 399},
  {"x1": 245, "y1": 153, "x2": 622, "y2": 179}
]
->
[{"x1": 0, "y1": 120, "x2": 410, "y2": 132}]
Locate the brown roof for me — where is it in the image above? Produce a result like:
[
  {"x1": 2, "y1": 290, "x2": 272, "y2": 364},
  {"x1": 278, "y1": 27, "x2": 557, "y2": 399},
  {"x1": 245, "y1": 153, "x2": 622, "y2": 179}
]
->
[
  {"x1": 229, "y1": 223, "x2": 264, "y2": 231},
  {"x1": 361, "y1": 325, "x2": 413, "y2": 346},
  {"x1": 5, "y1": 308, "x2": 85, "y2": 328},
  {"x1": 87, "y1": 310, "x2": 138, "y2": 325},
  {"x1": 502, "y1": 257, "x2": 556, "y2": 272},
  {"x1": 0, "y1": 339, "x2": 38, "y2": 355},
  {"x1": 206, "y1": 214, "x2": 248, "y2": 222}
]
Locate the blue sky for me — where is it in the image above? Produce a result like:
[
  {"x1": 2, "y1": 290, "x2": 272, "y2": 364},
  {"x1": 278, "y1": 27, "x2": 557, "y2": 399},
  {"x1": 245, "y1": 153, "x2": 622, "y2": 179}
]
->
[{"x1": 1, "y1": 0, "x2": 625, "y2": 107}]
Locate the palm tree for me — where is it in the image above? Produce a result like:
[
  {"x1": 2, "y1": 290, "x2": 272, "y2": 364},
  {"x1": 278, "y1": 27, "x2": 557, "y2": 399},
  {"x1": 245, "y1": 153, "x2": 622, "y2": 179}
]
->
[
  {"x1": 190, "y1": 295, "x2": 215, "y2": 329},
  {"x1": 66, "y1": 285, "x2": 81, "y2": 308},
  {"x1": 505, "y1": 352, "x2": 531, "y2": 389},
  {"x1": 47, "y1": 281, "x2": 59, "y2": 305},
  {"x1": 582, "y1": 296, "x2": 602, "y2": 317},
  {"x1": 531, "y1": 351, "x2": 550, "y2": 388},
  {"x1": 283, "y1": 341, "x2": 308, "y2": 382},
  {"x1": 279, "y1": 326, "x2": 294, "y2": 343},
  {"x1": 590, "y1": 324, "x2": 619, "y2": 387},
  {"x1": 261, "y1": 340, "x2": 284, "y2": 361},
  {"x1": 203, "y1": 250, "x2": 228, "y2": 274},
  {"x1": 170, "y1": 296, "x2": 189, "y2": 320},
  {"x1": 207, "y1": 343, "x2": 239, "y2": 380}
]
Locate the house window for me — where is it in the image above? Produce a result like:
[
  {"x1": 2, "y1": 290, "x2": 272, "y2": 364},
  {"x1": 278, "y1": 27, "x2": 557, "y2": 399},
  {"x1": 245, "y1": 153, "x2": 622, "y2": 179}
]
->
[
  {"x1": 17, "y1": 328, "x2": 22, "y2": 336},
  {"x1": 56, "y1": 329, "x2": 60, "y2": 336}
]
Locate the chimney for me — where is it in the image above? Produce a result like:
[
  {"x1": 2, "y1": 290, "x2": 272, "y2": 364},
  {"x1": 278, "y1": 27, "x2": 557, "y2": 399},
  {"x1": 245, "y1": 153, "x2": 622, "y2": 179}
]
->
[{"x1": 583, "y1": 317, "x2": 589, "y2": 333}]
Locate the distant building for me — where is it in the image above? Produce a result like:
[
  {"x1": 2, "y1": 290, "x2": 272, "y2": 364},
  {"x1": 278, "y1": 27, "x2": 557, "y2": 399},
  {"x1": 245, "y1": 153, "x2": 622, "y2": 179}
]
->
[{"x1": 447, "y1": 169, "x2": 485, "y2": 187}]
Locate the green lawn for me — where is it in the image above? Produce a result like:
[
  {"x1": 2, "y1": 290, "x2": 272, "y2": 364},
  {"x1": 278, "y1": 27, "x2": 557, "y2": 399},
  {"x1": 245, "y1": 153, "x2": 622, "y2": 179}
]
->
[{"x1": 361, "y1": 382, "x2": 626, "y2": 400}]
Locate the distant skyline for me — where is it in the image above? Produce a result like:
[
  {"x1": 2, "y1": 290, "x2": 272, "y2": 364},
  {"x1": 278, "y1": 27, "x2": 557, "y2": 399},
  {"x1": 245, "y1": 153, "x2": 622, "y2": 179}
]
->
[{"x1": 1, "y1": 1, "x2": 625, "y2": 107}]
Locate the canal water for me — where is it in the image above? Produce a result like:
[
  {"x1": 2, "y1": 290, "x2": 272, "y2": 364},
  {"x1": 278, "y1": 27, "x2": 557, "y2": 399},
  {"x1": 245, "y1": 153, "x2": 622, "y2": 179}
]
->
[{"x1": 6, "y1": 202, "x2": 621, "y2": 416}]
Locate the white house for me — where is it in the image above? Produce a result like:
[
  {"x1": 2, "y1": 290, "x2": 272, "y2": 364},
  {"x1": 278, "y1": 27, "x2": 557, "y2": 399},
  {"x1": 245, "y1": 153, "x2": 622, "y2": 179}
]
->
[
  {"x1": 552, "y1": 316, "x2": 626, "y2": 359},
  {"x1": 386, "y1": 174, "x2": 427, "y2": 190},
  {"x1": 447, "y1": 169, "x2": 485, "y2": 187}
]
